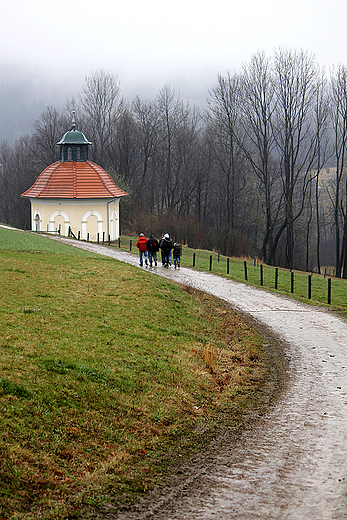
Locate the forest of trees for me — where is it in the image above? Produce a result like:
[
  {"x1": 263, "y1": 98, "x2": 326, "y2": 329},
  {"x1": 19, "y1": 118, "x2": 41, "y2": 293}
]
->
[{"x1": 3, "y1": 48, "x2": 347, "y2": 277}]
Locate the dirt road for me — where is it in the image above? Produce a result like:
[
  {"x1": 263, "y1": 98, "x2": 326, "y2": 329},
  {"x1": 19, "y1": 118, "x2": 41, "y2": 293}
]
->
[{"x1": 55, "y1": 238, "x2": 347, "y2": 519}]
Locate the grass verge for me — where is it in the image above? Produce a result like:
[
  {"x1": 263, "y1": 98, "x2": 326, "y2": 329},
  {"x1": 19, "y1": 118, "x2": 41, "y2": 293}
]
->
[
  {"x1": 0, "y1": 228, "x2": 285, "y2": 519},
  {"x1": 111, "y1": 235, "x2": 347, "y2": 316}
]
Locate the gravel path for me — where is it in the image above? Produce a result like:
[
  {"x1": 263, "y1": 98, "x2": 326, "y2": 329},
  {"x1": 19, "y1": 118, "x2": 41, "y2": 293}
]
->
[{"x1": 54, "y1": 239, "x2": 347, "y2": 519}]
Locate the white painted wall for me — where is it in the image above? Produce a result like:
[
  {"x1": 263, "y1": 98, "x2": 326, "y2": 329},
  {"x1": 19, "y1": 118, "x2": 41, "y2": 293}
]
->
[{"x1": 29, "y1": 198, "x2": 121, "y2": 241}]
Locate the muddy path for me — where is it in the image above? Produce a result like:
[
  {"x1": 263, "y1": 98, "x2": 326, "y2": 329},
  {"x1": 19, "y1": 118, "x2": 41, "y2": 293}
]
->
[{"x1": 54, "y1": 239, "x2": 347, "y2": 519}]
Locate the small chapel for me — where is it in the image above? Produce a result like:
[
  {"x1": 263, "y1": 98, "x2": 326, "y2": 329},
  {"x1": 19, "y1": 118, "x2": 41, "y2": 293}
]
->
[{"x1": 21, "y1": 116, "x2": 128, "y2": 241}]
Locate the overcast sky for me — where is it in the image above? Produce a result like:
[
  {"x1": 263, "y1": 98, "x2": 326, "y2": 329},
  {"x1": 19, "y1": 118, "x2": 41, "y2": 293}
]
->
[{"x1": 1, "y1": 0, "x2": 347, "y2": 137}]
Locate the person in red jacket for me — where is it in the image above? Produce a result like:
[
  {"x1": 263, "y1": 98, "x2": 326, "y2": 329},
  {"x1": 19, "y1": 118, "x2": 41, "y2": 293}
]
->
[{"x1": 136, "y1": 233, "x2": 148, "y2": 266}]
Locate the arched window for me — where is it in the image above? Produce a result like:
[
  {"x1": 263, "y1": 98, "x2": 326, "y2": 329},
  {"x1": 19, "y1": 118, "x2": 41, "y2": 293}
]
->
[
  {"x1": 76, "y1": 147, "x2": 81, "y2": 161},
  {"x1": 34, "y1": 214, "x2": 40, "y2": 231},
  {"x1": 67, "y1": 147, "x2": 72, "y2": 161}
]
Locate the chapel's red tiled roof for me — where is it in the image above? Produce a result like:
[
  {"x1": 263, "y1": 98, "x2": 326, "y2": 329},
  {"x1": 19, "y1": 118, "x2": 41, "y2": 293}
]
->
[{"x1": 21, "y1": 161, "x2": 128, "y2": 199}]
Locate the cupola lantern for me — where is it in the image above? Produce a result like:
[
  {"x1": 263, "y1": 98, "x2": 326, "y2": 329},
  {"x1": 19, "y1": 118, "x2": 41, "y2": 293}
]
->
[{"x1": 56, "y1": 112, "x2": 92, "y2": 162}]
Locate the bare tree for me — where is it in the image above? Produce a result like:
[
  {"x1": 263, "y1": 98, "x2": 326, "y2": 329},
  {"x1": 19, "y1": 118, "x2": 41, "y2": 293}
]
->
[
  {"x1": 132, "y1": 96, "x2": 160, "y2": 209},
  {"x1": 240, "y1": 51, "x2": 280, "y2": 264},
  {"x1": 0, "y1": 136, "x2": 38, "y2": 228},
  {"x1": 330, "y1": 64, "x2": 347, "y2": 277},
  {"x1": 79, "y1": 69, "x2": 124, "y2": 166},
  {"x1": 155, "y1": 85, "x2": 181, "y2": 210},
  {"x1": 272, "y1": 48, "x2": 319, "y2": 269},
  {"x1": 31, "y1": 106, "x2": 67, "y2": 166},
  {"x1": 110, "y1": 106, "x2": 138, "y2": 182},
  {"x1": 0, "y1": 140, "x2": 13, "y2": 224},
  {"x1": 154, "y1": 85, "x2": 200, "y2": 215},
  {"x1": 207, "y1": 72, "x2": 245, "y2": 255},
  {"x1": 312, "y1": 71, "x2": 331, "y2": 273}
]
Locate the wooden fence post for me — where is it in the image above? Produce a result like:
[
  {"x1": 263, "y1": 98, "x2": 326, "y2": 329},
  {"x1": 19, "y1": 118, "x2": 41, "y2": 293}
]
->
[
  {"x1": 328, "y1": 278, "x2": 332, "y2": 304},
  {"x1": 291, "y1": 271, "x2": 294, "y2": 294},
  {"x1": 209, "y1": 255, "x2": 212, "y2": 271},
  {"x1": 260, "y1": 264, "x2": 263, "y2": 286},
  {"x1": 275, "y1": 267, "x2": 278, "y2": 289},
  {"x1": 193, "y1": 253, "x2": 196, "y2": 267},
  {"x1": 118, "y1": 237, "x2": 121, "y2": 248},
  {"x1": 227, "y1": 258, "x2": 230, "y2": 275},
  {"x1": 130, "y1": 239, "x2": 132, "y2": 251},
  {"x1": 308, "y1": 274, "x2": 312, "y2": 299},
  {"x1": 244, "y1": 261, "x2": 248, "y2": 281}
]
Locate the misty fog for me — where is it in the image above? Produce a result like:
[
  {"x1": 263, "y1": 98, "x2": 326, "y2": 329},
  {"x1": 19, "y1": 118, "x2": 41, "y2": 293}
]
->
[
  {"x1": 0, "y1": 65, "x2": 84, "y2": 144},
  {"x1": 0, "y1": 63, "x2": 212, "y2": 145}
]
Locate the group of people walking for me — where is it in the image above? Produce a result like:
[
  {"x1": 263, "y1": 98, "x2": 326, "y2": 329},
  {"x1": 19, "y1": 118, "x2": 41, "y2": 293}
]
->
[{"x1": 136, "y1": 233, "x2": 182, "y2": 269}]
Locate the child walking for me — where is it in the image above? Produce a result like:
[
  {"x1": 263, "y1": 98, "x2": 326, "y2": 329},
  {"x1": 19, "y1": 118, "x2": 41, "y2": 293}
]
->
[{"x1": 173, "y1": 242, "x2": 182, "y2": 268}]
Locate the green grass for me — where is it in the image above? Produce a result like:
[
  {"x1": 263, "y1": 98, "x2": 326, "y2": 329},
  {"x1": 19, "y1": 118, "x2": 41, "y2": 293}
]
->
[
  {"x1": 111, "y1": 236, "x2": 347, "y2": 315},
  {"x1": 0, "y1": 227, "x2": 95, "y2": 256},
  {"x1": 0, "y1": 228, "x2": 278, "y2": 519}
]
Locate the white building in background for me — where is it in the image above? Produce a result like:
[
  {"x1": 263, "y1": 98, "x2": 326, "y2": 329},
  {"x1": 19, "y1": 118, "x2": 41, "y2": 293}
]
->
[{"x1": 21, "y1": 118, "x2": 128, "y2": 241}]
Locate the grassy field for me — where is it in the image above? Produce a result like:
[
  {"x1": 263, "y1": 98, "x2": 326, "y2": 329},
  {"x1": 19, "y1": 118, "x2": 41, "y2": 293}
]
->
[
  {"x1": 0, "y1": 228, "x2": 283, "y2": 519},
  {"x1": 113, "y1": 235, "x2": 347, "y2": 315}
]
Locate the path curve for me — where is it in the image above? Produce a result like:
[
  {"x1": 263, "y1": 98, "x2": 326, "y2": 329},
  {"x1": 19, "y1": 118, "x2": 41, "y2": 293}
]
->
[{"x1": 54, "y1": 238, "x2": 347, "y2": 519}]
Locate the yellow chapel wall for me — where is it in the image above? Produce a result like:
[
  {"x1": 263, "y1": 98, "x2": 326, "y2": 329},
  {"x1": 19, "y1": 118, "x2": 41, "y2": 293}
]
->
[{"x1": 30, "y1": 198, "x2": 120, "y2": 241}]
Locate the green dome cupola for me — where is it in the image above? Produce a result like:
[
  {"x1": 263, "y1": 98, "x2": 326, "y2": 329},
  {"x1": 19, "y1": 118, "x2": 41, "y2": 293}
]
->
[{"x1": 57, "y1": 112, "x2": 92, "y2": 162}]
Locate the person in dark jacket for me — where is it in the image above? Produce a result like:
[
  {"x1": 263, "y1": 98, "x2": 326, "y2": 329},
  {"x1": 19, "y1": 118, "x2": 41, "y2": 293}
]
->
[
  {"x1": 159, "y1": 233, "x2": 173, "y2": 268},
  {"x1": 136, "y1": 233, "x2": 148, "y2": 266},
  {"x1": 146, "y1": 234, "x2": 159, "y2": 267},
  {"x1": 159, "y1": 234, "x2": 165, "y2": 265},
  {"x1": 173, "y1": 242, "x2": 182, "y2": 268}
]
